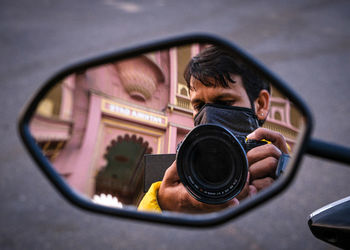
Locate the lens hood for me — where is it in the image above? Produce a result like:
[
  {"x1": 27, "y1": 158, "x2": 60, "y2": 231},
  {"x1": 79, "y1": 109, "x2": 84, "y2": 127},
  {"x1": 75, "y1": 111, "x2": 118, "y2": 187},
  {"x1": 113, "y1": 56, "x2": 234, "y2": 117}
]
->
[{"x1": 176, "y1": 124, "x2": 248, "y2": 204}]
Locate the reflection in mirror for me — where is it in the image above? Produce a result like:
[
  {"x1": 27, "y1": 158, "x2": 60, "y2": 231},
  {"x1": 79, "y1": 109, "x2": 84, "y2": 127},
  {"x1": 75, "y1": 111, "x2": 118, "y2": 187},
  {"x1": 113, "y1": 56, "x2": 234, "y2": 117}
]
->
[{"x1": 29, "y1": 43, "x2": 306, "y2": 215}]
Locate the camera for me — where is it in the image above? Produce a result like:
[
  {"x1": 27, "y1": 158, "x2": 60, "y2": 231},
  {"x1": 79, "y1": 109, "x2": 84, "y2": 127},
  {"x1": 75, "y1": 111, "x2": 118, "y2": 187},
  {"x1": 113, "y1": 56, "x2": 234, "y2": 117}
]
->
[{"x1": 176, "y1": 124, "x2": 266, "y2": 205}]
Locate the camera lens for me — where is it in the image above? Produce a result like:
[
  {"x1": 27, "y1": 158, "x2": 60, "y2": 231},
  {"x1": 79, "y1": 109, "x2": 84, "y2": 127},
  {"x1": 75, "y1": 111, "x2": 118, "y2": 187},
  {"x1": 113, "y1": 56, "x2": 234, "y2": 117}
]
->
[
  {"x1": 191, "y1": 139, "x2": 232, "y2": 186},
  {"x1": 177, "y1": 124, "x2": 248, "y2": 204}
]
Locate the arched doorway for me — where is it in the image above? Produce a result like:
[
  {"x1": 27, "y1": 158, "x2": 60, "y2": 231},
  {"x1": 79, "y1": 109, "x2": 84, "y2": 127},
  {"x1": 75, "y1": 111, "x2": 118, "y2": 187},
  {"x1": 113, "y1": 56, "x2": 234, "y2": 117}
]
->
[{"x1": 94, "y1": 134, "x2": 152, "y2": 205}]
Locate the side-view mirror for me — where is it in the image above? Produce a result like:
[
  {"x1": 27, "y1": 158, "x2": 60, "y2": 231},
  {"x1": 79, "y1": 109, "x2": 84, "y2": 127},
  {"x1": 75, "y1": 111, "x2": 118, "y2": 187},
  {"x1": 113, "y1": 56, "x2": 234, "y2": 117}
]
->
[
  {"x1": 18, "y1": 34, "x2": 348, "y2": 227},
  {"x1": 308, "y1": 196, "x2": 350, "y2": 249}
]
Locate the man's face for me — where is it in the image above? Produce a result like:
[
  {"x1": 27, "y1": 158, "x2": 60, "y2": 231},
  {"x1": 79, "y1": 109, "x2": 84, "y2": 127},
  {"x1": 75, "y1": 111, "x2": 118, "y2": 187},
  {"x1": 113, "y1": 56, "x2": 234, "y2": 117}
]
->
[{"x1": 189, "y1": 75, "x2": 251, "y2": 118}]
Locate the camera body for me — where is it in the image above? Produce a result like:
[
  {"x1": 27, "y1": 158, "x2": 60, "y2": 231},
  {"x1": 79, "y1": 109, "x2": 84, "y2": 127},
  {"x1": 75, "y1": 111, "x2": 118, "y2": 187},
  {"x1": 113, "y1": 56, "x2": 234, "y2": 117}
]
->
[{"x1": 176, "y1": 124, "x2": 266, "y2": 205}]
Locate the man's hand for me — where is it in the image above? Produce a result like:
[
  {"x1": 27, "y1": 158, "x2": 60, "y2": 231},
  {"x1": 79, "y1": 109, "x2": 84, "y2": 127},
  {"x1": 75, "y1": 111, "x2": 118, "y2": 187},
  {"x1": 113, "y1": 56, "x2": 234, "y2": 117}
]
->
[
  {"x1": 157, "y1": 127, "x2": 288, "y2": 211},
  {"x1": 158, "y1": 161, "x2": 239, "y2": 213},
  {"x1": 237, "y1": 128, "x2": 288, "y2": 200}
]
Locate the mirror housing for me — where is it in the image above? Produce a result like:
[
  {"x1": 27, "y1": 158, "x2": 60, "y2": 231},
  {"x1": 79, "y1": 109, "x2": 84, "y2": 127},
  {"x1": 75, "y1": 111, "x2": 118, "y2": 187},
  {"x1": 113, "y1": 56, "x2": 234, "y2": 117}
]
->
[
  {"x1": 18, "y1": 33, "x2": 313, "y2": 227},
  {"x1": 308, "y1": 196, "x2": 350, "y2": 249}
]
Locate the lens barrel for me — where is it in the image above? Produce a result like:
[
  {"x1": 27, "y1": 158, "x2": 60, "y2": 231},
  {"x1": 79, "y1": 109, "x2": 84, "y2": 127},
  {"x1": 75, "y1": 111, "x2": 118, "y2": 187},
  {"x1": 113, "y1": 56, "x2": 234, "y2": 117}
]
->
[{"x1": 176, "y1": 124, "x2": 248, "y2": 204}]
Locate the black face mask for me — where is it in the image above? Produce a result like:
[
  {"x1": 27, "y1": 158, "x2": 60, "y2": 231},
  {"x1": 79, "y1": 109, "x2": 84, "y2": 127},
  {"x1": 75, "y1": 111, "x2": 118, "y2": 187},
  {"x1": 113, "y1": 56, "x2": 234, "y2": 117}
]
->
[{"x1": 194, "y1": 103, "x2": 260, "y2": 142}]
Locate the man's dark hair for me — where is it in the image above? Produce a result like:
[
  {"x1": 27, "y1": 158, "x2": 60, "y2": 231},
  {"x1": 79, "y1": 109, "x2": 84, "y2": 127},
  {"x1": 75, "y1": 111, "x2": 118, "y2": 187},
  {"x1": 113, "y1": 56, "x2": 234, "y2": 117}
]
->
[{"x1": 184, "y1": 46, "x2": 270, "y2": 109}]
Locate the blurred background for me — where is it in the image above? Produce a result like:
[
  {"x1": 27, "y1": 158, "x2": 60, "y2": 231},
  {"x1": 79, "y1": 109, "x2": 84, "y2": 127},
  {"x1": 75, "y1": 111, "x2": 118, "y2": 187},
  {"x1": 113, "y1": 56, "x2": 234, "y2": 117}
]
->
[{"x1": 1, "y1": 0, "x2": 349, "y2": 249}]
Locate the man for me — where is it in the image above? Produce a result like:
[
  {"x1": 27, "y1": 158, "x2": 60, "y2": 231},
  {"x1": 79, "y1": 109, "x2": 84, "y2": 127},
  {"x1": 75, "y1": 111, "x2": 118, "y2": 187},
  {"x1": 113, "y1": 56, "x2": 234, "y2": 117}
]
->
[{"x1": 138, "y1": 46, "x2": 288, "y2": 213}]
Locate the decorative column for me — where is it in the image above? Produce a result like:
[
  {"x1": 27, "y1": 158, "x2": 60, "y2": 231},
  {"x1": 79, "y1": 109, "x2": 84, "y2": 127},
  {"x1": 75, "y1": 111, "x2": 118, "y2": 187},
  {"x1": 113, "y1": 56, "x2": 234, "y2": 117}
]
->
[
  {"x1": 167, "y1": 125, "x2": 178, "y2": 153},
  {"x1": 169, "y1": 48, "x2": 178, "y2": 106},
  {"x1": 68, "y1": 94, "x2": 102, "y2": 195}
]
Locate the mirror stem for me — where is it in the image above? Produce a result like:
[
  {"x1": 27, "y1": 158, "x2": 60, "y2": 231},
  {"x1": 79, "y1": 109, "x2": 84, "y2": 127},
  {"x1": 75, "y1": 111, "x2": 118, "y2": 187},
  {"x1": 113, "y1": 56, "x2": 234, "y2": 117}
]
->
[{"x1": 306, "y1": 138, "x2": 350, "y2": 165}]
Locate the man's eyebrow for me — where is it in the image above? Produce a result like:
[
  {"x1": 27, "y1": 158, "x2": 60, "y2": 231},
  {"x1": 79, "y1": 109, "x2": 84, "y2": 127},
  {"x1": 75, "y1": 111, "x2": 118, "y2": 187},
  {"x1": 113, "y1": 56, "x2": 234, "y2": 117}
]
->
[
  {"x1": 190, "y1": 93, "x2": 237, "y2": 104},
  {"x1": 212, "y1": 93, "x2": 237, "y2": 100},
  {"x1": 190, "y1": 97, "x2": 202, "y2": 104}
]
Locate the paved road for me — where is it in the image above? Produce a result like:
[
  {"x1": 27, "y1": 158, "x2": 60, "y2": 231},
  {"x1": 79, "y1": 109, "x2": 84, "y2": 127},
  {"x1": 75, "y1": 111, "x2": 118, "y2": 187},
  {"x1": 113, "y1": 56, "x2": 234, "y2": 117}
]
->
[{"x1": 1, "y1": 0, "x2": 349, "y2": 249}]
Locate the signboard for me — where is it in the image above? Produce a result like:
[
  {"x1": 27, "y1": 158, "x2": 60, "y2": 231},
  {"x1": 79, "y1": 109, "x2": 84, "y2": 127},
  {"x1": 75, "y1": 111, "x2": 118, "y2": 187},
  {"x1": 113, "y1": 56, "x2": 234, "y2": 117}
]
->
[{"x1": 101, "y1": 99, "x2": 167, "y2": 128}]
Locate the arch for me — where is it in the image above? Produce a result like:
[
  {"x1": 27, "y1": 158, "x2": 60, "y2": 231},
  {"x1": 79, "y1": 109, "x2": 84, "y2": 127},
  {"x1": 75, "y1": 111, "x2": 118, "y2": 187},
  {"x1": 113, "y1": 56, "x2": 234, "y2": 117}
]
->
[
  {"x1": 180, "y1": 86, "x2": 188, "y2": 96},
  {"x1": 95, "y1": 134, "x2": 152, "y2": 205},
  {"x1": 274, "y1": 111, "x2": 282, "y2": 121}
]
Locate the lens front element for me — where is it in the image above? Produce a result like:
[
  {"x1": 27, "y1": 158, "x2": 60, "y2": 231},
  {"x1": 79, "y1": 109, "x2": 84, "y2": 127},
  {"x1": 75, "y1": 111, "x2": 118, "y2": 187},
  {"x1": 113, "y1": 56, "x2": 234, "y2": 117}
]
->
[{"x1": 177, "y1": 124, "x2": 248, "y2": 204}]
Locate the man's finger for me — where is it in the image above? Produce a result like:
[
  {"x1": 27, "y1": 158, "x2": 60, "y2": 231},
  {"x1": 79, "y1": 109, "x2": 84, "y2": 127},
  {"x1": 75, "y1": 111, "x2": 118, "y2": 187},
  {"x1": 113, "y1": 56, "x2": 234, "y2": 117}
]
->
[
  {"x1": 236, "y1": 172, "x2": 251, "y2": 200},
  {"x1": 247, "y1": 143, "x2": 281, "y2": 165},
  {"x1": 248, "y1": 185, "x2": 258, "y2": 197},
  {"x1": 251, "y1": 177, "x2": 274, "y2": 191},
  {"x1": 249, "y1": 156, "x2": 278, "y2": 180},
  {"x1": 162, "y1": 161, "x2": 180, "y2": 185},
  {"x1": 247, "y1": 127, "x2": 288, "y2": 153}
]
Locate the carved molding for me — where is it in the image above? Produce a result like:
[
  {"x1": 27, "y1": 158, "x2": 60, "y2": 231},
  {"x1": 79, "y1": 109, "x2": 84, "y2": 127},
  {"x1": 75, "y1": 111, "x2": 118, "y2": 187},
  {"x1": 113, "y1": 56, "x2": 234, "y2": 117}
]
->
[{"x1": 116, "y1": 56, "x2": 164, "y2": 101}]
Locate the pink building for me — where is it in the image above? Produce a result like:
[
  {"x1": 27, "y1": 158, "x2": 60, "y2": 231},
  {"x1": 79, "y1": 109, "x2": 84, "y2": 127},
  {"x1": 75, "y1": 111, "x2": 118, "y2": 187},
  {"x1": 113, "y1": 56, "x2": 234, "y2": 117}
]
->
[{"x1": 30, "y1": 44, "x2": 303, "y2": 206}]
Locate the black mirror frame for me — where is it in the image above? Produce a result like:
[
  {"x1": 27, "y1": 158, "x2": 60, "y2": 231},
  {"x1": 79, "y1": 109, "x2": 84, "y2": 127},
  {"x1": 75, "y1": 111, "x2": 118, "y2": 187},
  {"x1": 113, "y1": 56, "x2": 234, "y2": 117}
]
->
[{"x1": 18, "y1": 33, "x2": 313, "y2": 227}]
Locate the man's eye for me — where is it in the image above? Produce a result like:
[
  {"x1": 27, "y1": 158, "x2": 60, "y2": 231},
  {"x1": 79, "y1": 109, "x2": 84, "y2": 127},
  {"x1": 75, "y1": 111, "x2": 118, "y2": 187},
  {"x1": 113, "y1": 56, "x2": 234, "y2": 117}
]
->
[
  {"x1": 217, "y1": 100, "x2": 235, "y2": 106},
  {"x1": 193, "y1": 103, "x2": 204, "y2": 111}
]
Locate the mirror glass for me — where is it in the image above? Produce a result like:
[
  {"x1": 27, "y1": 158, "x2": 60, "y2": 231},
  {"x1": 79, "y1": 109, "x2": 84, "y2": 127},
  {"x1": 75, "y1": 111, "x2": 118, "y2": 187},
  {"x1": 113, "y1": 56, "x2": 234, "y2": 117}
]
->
[{"x1": 29, "y1": 43, "x2": 307, "y2": 215}]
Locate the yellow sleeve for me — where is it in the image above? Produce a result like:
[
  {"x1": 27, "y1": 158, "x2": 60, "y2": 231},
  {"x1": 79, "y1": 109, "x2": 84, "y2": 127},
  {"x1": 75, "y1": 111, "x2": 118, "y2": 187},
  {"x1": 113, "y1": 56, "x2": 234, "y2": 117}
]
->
[{"x1": 138, "y1": 181, "x2": 162, "y2": 213}]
